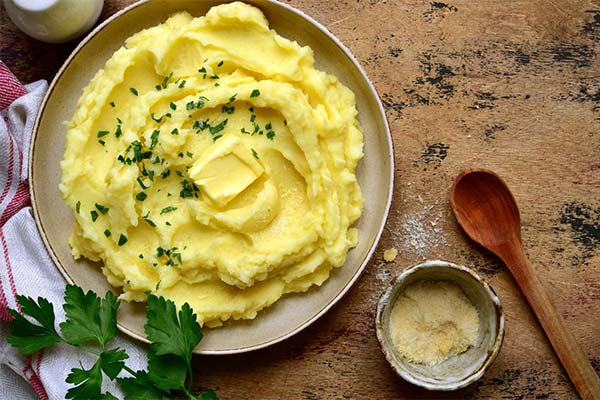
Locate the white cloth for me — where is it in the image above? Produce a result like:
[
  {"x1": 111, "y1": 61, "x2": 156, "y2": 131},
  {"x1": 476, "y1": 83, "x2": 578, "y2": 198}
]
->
[{"x1": 0, "y1": 65, "x2": 147, "y2": 400}]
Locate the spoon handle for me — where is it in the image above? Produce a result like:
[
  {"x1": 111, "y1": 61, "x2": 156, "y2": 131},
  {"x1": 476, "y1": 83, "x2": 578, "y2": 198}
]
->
[{"x1": 503, "y1": 244, "x2": 600, "y2": 400}]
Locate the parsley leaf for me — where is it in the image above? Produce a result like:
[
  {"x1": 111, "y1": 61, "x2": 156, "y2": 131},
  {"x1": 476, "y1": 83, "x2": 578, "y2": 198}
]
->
[
  {"x1": 117, "y1": 371, "x2": 165, "y2": 400},
  {"x1": 209, "y1": 119, "x2": 228, "y2": 135},
  {"x1": 118, "y1": 235, "x2": 128, "y2": 246},
  {"x1": 75, "y1": 201, "x2": 81, "y2": 214},
  {"x1": 130, "y1": 88, "x2": 138, "y2": 96},
  {"x1": 60, "y1": 285, "x2": 119, "y2": 348},
  {"x1": 95, "y1": 203, "x2": 109, "y2": 215},
  {"x1": 65, "y1": 360, "x2": 104, "y2": 399},
  {"x1": 145, "y1": 295, "x2": 202, "y2": 372},
  {"x1": 160, "y1": 206, "x2": 177, "y2": 215},
  {"x1": 180, "y1": 180, "x2": 199, "y2": 198},
  {"x1": 150, "y1": 130, "x2": 160, "y2": 149},
  {"x1": 6, "y1": 296, "x2": 62, "y2": 354},
  {"x1": 250, "y1": 89, "x2": 260, "y2": 97},
  {"x1": 147, "y1": 352, "x2": 187, "y2": 391},
  {"x1": 99, "y1": 348, "x2": 128, "y2": 380}
]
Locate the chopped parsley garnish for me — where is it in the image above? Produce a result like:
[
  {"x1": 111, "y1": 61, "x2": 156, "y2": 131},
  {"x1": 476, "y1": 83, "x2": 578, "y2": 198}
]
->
[
  {"x1": 104, "y1": 229, "x2": 111, "y2": 238},
  {"x1": 251, "y1": 148, "x2": 259, "y2": 159},
  {"x1": 212, "y1": 134, "x2": 222, "y2": 141},
  {"x1": 186, "y1": 152, "x2": 193, "y2": 158},
  {"x1": 155, "y1": 85, "x2": 162, "y2": 91},
  {"x1": 186, "y1": 96, "x2": 209, "y2": 111},
  {"x1": 160, "y1": 169, "x2": 171, "y2": 179},
  {"x1": 136, "y1": 192, "x2": 147, "y2": 201},
  {"x1": 75, "y1": 201, "x2": 81, "y2": 214},
  {"x1": 209, "y1": 119, "x2": 228, "y2": 135},
  {"x1": 284, "y1": 119, "x2": 288, "y2": 126},
  {"x1": 178, "y1": 80, "x2": 186, "y2": 88},
  {"x1": 250, "y1": 89, "x2": 260, "y2": 98},
  {"x1": 193, "y1": 119, "x2": 209, "y2": 131},
  {"x1": 178, "y1": 152, "x2": 184, "y2": 158},
  {"x1": 161, "y1": 72, "x2": 173, "y2": 89},
  {"x1": 150, "y1": 113, "x2": 163, "y2": 123},
  {"x1": 98, "y1": 140, "x2": 105, "y2": 146},
  {"x1": 249, "y1": 106, "x2": 254, "y2": 112},
  {"x1": 221, "y1": 105, "x2": 235, "y2": 114},
  {"x1": 180, "y1": 180, "x2": 199, "y2": 198},
  {"x1": 118, "y1": 234, "x2": 128, "y2": 246},
  {"x1": 210, "y1": 74, "x2": 219, "y2": 80},
  {"x1": 143, "y1": 218, "x2": 156, "y2": 227},
  {"x1": 170, "y1": 128, "x2": 179, "y2": 135},
  {"x1": 198, "y1": 67, "x2": 207, "y2": 78},
  {"x1": 150, "y1": 130, "x2": 160, "y2": 149},
  {"x1": 117, "y1": 140, "x2": 152, "y2": 165},
  {"x1": 91, "y1": 210, "x2": 99, "y2": 222},
  {"x1": 165, "y1": 112, "x2": 172, "y2": 119},
  {"x1": 95, "y1": 204, "x2": 109, "y2": 215},
  {"x1": 267, "y1": 131, "x2": 275, "y2": 140},
  {"x1": 109, "y1": 102, "x2": 115, "y2": 107},
  {"x1": 169, "y1": 102, "x2": 177, "y2": 110},
  {"x1": 151, "y1": 156, "x2": 161, "y2": 164},
  {"x1": 114, "y1": 125, "x2": 122, "y2": 138},
  {"x1": 265, "y1": 122, "x2": 272, "y2": 130},
  {"x1": 160, "y1": 206, "x2": 177, "y2": 215},
  {"x1": 250, "y1": 114, "x2": 256, "y2": 122},
  {"x1": 130, "y1": 87, "x2": 138, "y2": 96},
  {"x1": 165, "y1": 221, "x2": 172, "y2": 226},
  {"x1": 241, "y1": 128, "x2": 250, "y2": 134},
  {"x1": 156, "y1": 246, "x2": 182, "y2": 266},
  {"x1": 175, "y1": 170, "x2": 184, "y2": 177},
  {"x1": 137, "y1": 177, "x2": 149, "y2": 190},
  {"x1": 228, "y1": 94, "x2": 237, "y2": 103},
  {"x1": 217, "y1": 60, "x2": 224, "y2": 67},
  {"x1": 97, "y1": 130, "x2": 110, "y2": 138}
]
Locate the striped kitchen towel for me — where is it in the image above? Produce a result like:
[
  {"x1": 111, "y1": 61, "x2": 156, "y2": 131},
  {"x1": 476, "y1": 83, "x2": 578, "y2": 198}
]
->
[{"x1": 0, "y1": 60, "x2": 147, "y2": 400}]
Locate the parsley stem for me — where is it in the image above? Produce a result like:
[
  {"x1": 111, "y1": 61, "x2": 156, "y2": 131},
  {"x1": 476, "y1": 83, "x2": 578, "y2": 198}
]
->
[
  {"x1": 122, "y1": 364, "x2": 138, "y2": 378},
  {"x1": 186, "y1": 362, "x2": 193, "y2": 392},
  {"x1": 183, "y1": 387, "x2": 195, "y2": 399}
]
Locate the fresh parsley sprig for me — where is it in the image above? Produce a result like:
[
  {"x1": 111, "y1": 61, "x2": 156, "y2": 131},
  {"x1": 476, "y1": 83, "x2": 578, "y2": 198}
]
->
[{"x1": 6, "y1": 284, "x2": 218, "y2": 400}]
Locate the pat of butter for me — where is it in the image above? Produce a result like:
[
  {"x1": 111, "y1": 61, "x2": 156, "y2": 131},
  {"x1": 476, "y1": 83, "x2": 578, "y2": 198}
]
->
[{"x1": 189, "y1": 135, "x2": 263, "y2": 206}]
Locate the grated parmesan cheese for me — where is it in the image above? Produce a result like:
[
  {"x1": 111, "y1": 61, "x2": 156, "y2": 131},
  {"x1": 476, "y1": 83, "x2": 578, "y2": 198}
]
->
[{"x1": 389, "y1": 280, "x2": 479, "y2": 365}]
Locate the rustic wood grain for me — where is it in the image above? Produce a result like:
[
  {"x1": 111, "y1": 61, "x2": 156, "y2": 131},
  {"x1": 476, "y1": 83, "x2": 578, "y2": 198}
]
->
[{"x1": 2, "y1": 1, "x2": 599, "y2": 399}]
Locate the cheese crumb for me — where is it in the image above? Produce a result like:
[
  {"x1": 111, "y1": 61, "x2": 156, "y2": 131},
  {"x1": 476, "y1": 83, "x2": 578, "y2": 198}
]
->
[
  {"x1": 389, "y1": 280, "x2": 479, "y2": 365},
  {"x1": 383, "y1": 247, "x2": 398, "y2": 262}
]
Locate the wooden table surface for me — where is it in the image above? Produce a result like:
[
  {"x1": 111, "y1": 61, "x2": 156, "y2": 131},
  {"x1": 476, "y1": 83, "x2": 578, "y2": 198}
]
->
[{"x1": 2, "y1": 1, "x2": 599, "y2": 399}]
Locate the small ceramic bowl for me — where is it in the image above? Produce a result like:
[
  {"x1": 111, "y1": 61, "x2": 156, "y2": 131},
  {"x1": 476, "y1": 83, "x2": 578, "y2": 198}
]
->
[{"x1": 375, "y1": 260, "x2": 505, "y2": 391}]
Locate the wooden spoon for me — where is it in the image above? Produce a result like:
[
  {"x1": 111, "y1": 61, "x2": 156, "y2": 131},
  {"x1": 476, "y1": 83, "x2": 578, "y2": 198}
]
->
[{"x1": 450, "y1": 168, "x2": 600, "y2": 400}]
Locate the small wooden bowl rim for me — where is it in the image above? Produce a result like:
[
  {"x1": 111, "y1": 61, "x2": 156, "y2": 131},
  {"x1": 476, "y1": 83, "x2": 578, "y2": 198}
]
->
[{"x1": 375, "y1": 259, "x2": 506, "y2": 391}]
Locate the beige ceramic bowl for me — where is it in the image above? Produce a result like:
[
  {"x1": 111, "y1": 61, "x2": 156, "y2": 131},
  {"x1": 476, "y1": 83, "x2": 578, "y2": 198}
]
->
[
  {"x1": 30, "y1": 0, "x2": 393, "y2": 354},
  {"x1": 376, "y1": 260, "x2": 505, "y2": 391}
]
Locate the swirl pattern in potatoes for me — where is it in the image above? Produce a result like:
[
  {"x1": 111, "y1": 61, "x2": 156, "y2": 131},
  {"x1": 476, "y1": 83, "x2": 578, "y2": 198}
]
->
[{"x1": 60, "y1": 2, "x2": 364, "y2": 327}]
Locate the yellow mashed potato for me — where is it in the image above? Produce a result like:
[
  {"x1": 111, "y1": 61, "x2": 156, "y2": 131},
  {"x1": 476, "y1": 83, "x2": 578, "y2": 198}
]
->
[{"x1": 60, "y1": 2, "x2": 364, "y2": 327}]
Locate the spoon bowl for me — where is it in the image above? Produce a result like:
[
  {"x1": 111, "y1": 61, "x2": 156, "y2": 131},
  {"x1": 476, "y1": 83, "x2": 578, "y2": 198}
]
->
[
  {"x1": 450, "y1": 169, "x2": 521, "y2": 258},
  {"x1": 450, "y1": 168, "x2": 600, "y2": 400}
]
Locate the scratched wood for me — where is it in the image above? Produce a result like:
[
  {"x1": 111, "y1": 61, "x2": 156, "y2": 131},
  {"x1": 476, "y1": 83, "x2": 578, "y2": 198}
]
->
[{"x1": 2, "y1": 1, "x2": 599, "y2": 399}]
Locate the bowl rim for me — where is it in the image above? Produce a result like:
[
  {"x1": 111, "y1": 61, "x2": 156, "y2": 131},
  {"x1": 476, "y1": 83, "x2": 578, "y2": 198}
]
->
[
  {"x1": 28, "y1": 0, "x2": 395, "y2": 354},
  {"x1": 375, "y1": 259, "x2": 506, "y2": 390}
]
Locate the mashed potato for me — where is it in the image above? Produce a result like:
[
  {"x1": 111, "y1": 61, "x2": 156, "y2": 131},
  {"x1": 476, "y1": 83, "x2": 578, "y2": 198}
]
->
[{"x1": 60, "y1": 2, "x2": 364, "y2": 327}]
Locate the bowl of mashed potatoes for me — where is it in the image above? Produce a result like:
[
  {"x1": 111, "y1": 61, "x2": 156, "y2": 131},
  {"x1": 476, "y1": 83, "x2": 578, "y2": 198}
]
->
[{"x1": 30, "y1": 0, "x2": 393, "y2": 353}]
